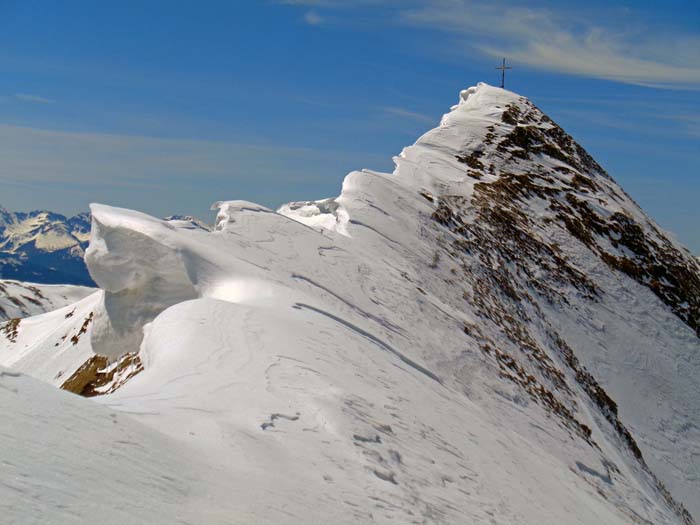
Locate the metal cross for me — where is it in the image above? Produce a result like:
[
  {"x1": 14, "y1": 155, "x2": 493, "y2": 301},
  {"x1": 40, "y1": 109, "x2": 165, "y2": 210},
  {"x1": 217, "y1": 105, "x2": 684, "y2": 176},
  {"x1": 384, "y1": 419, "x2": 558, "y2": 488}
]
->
[{"x1": 496, "y1": 57, "x2": 512, "y2": 89}]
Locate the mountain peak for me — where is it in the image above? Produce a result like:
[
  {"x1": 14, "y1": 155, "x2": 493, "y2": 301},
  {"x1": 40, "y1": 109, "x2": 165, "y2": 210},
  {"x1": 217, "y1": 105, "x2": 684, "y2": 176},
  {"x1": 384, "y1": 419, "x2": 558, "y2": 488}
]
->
[
  {"x1": 455, "y1": 81, "x2": 520, "y2": 107},
  {"x1": 2, "y1": 87, "x2": 699, "y2": 524}
]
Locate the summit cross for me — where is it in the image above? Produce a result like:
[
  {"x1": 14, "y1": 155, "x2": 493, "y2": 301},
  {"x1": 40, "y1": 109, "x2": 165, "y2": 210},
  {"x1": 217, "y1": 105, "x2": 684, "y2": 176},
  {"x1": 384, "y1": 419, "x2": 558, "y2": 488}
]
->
[{"x1": 496, "y1": 58, "x2": 512, "y2": 89}]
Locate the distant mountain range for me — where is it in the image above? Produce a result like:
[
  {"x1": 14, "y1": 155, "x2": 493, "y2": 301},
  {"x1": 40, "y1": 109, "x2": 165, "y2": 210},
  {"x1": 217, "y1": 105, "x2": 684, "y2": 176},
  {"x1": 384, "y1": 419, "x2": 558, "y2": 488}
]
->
[
  {"x1": 0, "y1": 209, "x2": 213, "y2": 287},
  {"x1": 0, "y1": 207, "x2": 94, "y2": 286}
]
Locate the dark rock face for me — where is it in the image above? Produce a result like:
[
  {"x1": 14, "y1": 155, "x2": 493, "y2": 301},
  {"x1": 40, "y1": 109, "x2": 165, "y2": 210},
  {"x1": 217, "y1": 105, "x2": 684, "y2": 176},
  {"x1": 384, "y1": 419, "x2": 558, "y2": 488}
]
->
[{"x1": 453, "y1": 98, "x2": 700, "y2": 338}]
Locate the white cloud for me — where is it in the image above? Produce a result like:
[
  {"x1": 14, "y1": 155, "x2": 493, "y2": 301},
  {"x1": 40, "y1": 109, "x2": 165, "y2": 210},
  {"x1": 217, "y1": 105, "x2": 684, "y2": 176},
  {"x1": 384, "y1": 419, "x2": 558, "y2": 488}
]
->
[
  {"x1": 278, "y1": 0, "x2": 700, "y2": 89},
  {"x1": 650, "y1": 112, "x2": 700, "y2": 139},
  {"x1": 304, "y1": 10, "x2": 324, "y2": 25},
  {"x1": 383, "y1": 106, "x2": 435, "y2": 124},
  {"x1": 13, "y1": 93, "x2": 54, "y2": 104},
  {"x1": 401, "y1": 1, "x2": 700, "y2": 88}
]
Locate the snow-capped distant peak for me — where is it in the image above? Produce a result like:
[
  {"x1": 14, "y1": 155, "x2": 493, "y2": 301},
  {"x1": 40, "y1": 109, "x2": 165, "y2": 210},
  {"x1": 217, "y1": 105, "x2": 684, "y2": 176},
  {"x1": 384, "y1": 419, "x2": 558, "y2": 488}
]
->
[
  {"x1": 0, "y1": 207, "x2": 94, "y2": 285},
  {"x1": 163, "y1": 214, "x2": 212, "y2": 231}
]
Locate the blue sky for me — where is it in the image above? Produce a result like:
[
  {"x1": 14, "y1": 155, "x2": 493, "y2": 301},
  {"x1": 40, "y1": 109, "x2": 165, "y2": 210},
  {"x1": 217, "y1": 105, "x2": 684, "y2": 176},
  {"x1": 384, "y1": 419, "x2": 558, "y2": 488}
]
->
[{"x1": 1, "y1": 1, "x2": 699, "y2": 250}]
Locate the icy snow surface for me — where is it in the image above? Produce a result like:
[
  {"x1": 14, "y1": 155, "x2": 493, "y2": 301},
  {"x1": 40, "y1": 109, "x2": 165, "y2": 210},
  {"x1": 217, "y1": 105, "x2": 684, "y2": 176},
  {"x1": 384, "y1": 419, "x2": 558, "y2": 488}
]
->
[{"x1": 1, "y1": 83, "x2": 699, "y2": 524}]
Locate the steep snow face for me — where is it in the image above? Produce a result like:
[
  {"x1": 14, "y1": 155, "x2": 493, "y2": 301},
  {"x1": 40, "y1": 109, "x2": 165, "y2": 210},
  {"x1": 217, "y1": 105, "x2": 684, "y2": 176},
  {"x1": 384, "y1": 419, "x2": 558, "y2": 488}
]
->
[
  {"x1": 2, "y1": 83, "x2": 699, "y2": 524},
  {"x1": 0, "y1": 208, "x2": 93, "y2": 285},
  {"x1": 0, "y1": 291, "x2": 102, "y2": 388},
  {"x1": 0, "y1": 279, "x2": 94, "y2": 321},
  {"x1": 85, "y1": 206, "x2": 200, "y2": 360}
]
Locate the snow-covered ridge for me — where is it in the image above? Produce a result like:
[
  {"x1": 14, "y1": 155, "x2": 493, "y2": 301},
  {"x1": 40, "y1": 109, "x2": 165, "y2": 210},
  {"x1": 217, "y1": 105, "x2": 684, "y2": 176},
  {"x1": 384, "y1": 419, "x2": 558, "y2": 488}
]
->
[
  {"x1": 0, "y1": 279, "x2": 94, "y2": 321},
  {"x1": 2, "y1": 83, "x2": 699, "y2": 524},
  {"x1": 163, "y1": 214, "x2": 212, "y2": 231}
]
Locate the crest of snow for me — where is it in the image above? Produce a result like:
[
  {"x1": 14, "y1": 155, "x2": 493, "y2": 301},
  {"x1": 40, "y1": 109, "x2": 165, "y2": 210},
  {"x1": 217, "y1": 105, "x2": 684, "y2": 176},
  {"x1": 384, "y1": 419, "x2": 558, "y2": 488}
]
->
[
  {"x1": 2, "y1": 83, "x2": 698, "y2": 524},
  {"x1": 277, "y1": 197, "x2": 350, "y2": 235}
]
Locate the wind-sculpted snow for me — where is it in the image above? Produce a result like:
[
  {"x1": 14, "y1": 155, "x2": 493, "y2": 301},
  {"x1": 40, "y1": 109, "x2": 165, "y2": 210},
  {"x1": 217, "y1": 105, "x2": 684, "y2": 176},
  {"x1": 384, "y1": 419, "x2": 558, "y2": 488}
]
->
[
  {"x1": 2, "y1": 83, "x2": 699, "y2": 524},
  {"x1": 277, "y1": 197, "x2": 350, "y2": 235},
  {"x1": 86, "y1": 205, "x2": 200, "y2": 360}
]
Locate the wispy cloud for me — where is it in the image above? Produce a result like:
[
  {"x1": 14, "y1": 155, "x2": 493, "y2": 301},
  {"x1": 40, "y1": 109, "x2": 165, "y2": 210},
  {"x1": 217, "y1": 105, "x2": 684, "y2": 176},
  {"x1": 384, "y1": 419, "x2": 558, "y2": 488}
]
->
[
  {"x1": 0, "y1": 123, "x2": 388, "y2": 217},
  {"x1": 0, "y1": 123, "x2": 378, "y2": 186},
  {"x1": 649, "y1": 112, "x2": 700, "y2": 139},
  {"x1": 303, "y1": 10, "x2": 324, "y2": 26},
  {"x1": 278, "y1": 0, "x2": 700, "y2": 89},
  {"x1": 13, "y1": 93, "x2": 54, "y2": 104},
  {"x1": 400, "y1": 1, "x2": 700, "y2": 89},
  {"x1": 278, "y1": 0, "x2": 389, "y2": 6},
  {"x1": 383, "y1": 106, "x2": 435, "y2": 124}
]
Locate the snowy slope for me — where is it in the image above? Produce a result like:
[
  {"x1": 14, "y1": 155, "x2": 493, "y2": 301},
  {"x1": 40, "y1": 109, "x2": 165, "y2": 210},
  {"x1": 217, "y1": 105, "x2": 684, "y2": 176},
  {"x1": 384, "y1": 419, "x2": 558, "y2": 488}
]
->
[
  {"x1": 1, "y1": 291, "x2": 102, "y2": 389},
  {"x1": 1, "y1": 83, "x2": 698, "y2": 524},
  {"x1": 0, "y1": 367, "x2": 276, "y2": 524},
  {"x1": 0, "y1": 279, "x2": 94, "y2": 321}
]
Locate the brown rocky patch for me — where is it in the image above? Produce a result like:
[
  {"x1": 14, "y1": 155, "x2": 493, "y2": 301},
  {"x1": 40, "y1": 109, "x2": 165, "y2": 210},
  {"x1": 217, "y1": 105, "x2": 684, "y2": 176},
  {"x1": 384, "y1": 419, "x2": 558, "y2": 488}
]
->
[
  {"x1": 61, "y1": 352, "x2": 143, "y2": 397},
  {"x1": 1, "y1": 318, "x2": 20, "y2": 343}
]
